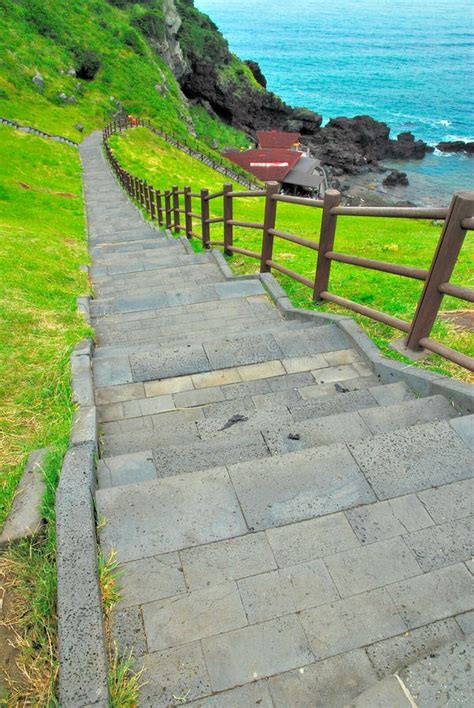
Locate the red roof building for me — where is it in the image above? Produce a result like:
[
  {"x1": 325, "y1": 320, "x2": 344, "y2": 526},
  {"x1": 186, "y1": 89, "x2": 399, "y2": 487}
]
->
[
  {"x1": 222, "y1": 148, "x2": 302, "y2": 182},
  {"x1": 257, "y1": 130, "x2": 300, "y2": 149}
]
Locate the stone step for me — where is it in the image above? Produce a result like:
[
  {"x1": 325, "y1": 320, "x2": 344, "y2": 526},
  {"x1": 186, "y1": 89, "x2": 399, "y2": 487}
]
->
[
  {"x1": 93, "y1": 262, "x2": 224, "y2": 292},
  {"x1": 89, "y1": 251, "x2": 217, "y2": 277},
  {"x1": 349, "y1": 636, "x2": 473, "y2": 707},
  {"x1": 98, "y1": 393, "x2": 454, "y2": 482},
  {"x1": 93, "y1": 319, "x2": 313, "y2": 360},
  {"x1": 90, "y1": 239, "x2": 176, "y2": 257},
  {"x1": 90, "y1": 278, "x2": 266, "y2": 316}
]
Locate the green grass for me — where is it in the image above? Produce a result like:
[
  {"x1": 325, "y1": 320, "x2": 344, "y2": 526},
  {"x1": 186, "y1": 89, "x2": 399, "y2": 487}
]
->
[
  {"x1": 0, "y1": 125, "x2": 91, "y2": 524},
  {"x1": 189, "y1": 104, "x2": 249, "y2": 150},
  {"x1": 109, "y1": 127, "x2": 473, "y2": 382}
]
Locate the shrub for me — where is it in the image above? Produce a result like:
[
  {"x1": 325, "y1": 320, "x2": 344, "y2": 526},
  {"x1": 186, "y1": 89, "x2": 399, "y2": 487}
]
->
[
  {"x1": 132, "y1": 9, "x2": 165, "y2": 43},
  {"x1": 123, "y1": 28, "x2": 147, "y2": 56},
  {"x1": 72, "y1": 47, "x2": 102, "y2": 80}
]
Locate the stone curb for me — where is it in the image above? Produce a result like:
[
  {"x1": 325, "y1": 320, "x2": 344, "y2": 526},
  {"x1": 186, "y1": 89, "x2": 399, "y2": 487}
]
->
[
  {"x1": 210, "y1": 250, "x2": 473, "y2": 413},
  {"x1": 77, "y1": 295, "x2": 92, "y2": 326},
  {"x1": 0, "y1": 116, "x2": 79, "y2": 147},
  {"x1": 56, "y1": 338, "x2": 109, "y2": 706},
  {"x1": 0, "y1": 448, "x2": 48, "y2": 548}
]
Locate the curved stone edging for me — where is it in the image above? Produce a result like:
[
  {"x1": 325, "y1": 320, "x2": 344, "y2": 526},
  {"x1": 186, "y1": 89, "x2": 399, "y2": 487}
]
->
[
  {"x1": 210, "y1": 250, "x2": 474, "y2": 414},
  {"x1": 0, "y1": 116, "x2": 79, "y2": 147}
]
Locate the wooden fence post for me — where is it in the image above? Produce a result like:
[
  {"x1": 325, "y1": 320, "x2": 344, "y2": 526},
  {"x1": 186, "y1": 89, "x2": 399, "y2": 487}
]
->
[
  {"x1": 184, "y1": 186, "x2": 193, "y2": 239},
  {"x1": 405, "y1": 191, "x2": 474, "y2": 351},
  {"x1": 149, "y1": 184, "x2": 156, "y2": 220},
  {"x1": 201, "y1": 189, "x2": 210, "y2": 248},
  {"x1": 144, "y1": 182, "x2": 151, "y2": 214},
  {"x1": 156, "y1": 190, "x2": 164, "y2": 226},
  {"x1": 223, "y1": 183, "x2": 233, "y2": 254},
  {"x1": 313, "y1": 189, "x2": 341, "y2": 300},
  {"x1": 260, "y1": 181, "x2": 280, "y2": 273},
  {"x1": 172, "y1": 185, "x2": 181, "y2": 232},
  {"x1": 165, "y1": 190, "x2": 172, "y2": 229}
]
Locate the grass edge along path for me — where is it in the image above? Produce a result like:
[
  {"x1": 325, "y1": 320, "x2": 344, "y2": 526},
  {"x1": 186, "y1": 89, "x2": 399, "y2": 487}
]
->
[
  {"x1": 109, "y1": 127, "x2": 473, "y2": 382},
  {"x1": 0, "y1": 125, "x2": 91, "y2": 703}
]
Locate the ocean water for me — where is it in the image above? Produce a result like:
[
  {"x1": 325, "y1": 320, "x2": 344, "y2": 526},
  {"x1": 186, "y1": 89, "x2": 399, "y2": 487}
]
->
[{"x1": 195, "y1": 0, "x2": 474, "y2": 203}]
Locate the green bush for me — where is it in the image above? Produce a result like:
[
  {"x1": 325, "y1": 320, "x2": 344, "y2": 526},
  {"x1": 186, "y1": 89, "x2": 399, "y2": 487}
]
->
[
  {"x1": 25, "y1": 0, "x2": 61, "y2": 39},
  {"x1": 72, "y1": 47, "x2": 102, "y2": 80},
  {"x1": 123, "y1": 28, "x2": 147, "y2": 56},
  {"x1": 132, "y1": 9, "x2": 165, "y2": 42}
]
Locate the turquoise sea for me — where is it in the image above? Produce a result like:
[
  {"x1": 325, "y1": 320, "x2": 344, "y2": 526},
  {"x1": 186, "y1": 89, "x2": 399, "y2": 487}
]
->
[{"x1": 196, "y1": 0, "x2": 474, "y2": 204}]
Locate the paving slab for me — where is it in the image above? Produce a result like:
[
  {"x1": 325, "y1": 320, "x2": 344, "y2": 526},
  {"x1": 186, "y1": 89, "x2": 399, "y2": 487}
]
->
[
  {"x1": 187, "y1": 681, "x2": 273, "y2": 707},
  {"x1": 96, "y1": 450, "x2": 157, "y2": 488},
  {"x1": 130, "y1": 344, "x2": 210, "y2": 381},
  {"x1": 268, "y1": 649, "x2": 378, "y2": 708},
  {"x1": 289, "y1": 388, "x2": 377, "y2": 421},
  {"x1": 229, "y1": 444, "x2": 376, "y2": 530},
  {"x1": 117, "y1": 552, "x2": 186, "y2": 609},
  {"x1": 142, "y1": 581, "x2": 247, "y2": 651},
  {"x1": 203, "y1": 333, "x2": 283, "y2": 369},
  {"x1": 417, "y1": 477, "x2": 474, "y2": 523},
  {"x1": 96, "y1": 468, "x2": 248, "y2": 562},
  {"x1": 349, "y1": 420, "x2": 474, "y2": 499},
  {"x1": 403, "y1": 516, "x2": 474, "y2": 571},
  {"x1": 345, "y1": 495, "x2": 434, "y2": 544},
  {"x1": 110, "y1": 606, "x2": 147, "y2": 658},
  {"x1": 180, "y1": 533, "x2": 277, "y2": 590},
  {"x1": 274, "y1": 325, "x2": 350, "y2": 357},
  {"x1": 202, "y1": 615, "x2": 314, "y2": 692}
]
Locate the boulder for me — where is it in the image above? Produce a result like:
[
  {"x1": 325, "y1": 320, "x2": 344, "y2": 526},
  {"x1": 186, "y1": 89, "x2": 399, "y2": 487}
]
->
[
  {"x1": 68, "y1": 67, "x2": 76, "y2": 77},
  {"x1": 383, "y1": 170, "x2": 409, "y2": 187},
  {"x1": 74, "y1": 123, "x2": 84, "y2": 132},
  {"x1": 437, "y1": 140, "x2": 474, "y2": 154},
  {"x1": 32, "y1": 72, "x2": 44, "y2": 89}
]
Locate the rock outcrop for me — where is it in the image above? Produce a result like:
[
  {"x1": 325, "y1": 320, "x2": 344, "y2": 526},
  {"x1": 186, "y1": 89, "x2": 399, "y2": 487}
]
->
[
  {"x1": 383, "y1": 170, "x2": 409, "y2": 187},
  {"x1": 437, "y1": 141, "x2": 474, "y2": 155},
  {"x1": 244, "y1": 60, "x2": 267, "y2": 88}
]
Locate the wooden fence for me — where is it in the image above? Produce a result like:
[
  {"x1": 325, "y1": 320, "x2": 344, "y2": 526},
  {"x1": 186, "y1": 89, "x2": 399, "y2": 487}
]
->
[{"x1": 103, "y1": 120, "x2": 474, "y2": 372}]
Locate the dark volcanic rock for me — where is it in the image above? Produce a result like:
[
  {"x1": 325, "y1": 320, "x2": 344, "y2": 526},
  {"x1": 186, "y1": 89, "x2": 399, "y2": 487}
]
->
[
  {"x1": 308, "y1": 115, "x2": 433, "y2": 173},
  {"x1": 244, "y1": 60, "x2": 267, "y2": 88},
  {"x1": 437, "y1": 140, "x2": 474, "y2": 154},
  {"x1": 383, "y1": 170, "x2": 409, "y2": 187}
]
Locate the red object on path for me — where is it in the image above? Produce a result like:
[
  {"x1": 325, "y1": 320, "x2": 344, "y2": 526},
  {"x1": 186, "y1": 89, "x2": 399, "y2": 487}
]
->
[{"x1": 223, "y1": 148, "x2": 303, "y2": 182}]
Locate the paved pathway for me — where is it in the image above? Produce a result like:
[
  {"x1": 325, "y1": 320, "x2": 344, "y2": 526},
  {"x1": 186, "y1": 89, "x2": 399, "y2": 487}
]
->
[{"x1": 81, "y1": 131, "x2": 474, "y2": 707}]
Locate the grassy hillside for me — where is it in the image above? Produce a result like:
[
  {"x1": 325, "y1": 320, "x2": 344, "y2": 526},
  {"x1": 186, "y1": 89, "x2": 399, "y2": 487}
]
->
[{"x1": 109, "y1": 127, "x2": 473, "y2": 381}]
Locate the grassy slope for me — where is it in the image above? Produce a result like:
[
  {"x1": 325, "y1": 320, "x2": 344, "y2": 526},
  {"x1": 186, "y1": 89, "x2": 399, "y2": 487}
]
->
[
  {"x1": 0, "y1": 126, "x2": 90, "y2": 522},
  {"x1": 110, "y1": 127, "x2": 473, "y2": 381}
]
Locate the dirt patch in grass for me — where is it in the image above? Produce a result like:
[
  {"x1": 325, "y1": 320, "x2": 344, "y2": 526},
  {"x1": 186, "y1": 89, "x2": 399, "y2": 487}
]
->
[
  {"x1": 0, "y1": 577, "x2": 26, "y2": 700},
  {"x1": 439, "y1": 309, "x2": 474, "y2": 332}
]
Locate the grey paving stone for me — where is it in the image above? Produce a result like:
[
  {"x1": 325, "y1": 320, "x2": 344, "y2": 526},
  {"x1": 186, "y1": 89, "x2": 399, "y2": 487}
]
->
[
  {"x1": 229, "y1": 444, "x2": 375, "y2": 531},
  {"x1": 266, "y1": 512, "x2": 360, "y2": 567},
  {"x1": 262, "y1": 411, "x2": 371, "y2": 454},
  {"x1": 130, "y1": 344, "x2": 210, "y2": 381},
  {"x1": 203, "y1": 333, "x2": 283, "y2": 369},
  {"x1": 299, "y1": 375, "x2": 379, "y2": 399},
  {"x1": 96, "y1": 468, "x2": 248, "y2": 562},
  {"x1": 456, "y1": 610, "x2": 474, "y2": 634},
  {"x1": 368, "y1": 381, "x2": 414, "y2": 406},
  {"x1": 153, "y1": 434, "x2": 269, "y2": 477},
  {"x1": 403, "y1": 517, "x2": 474, "y2": 571},
  {"x1": 268, "y1": 649, "x2": 378, "y2": 708},
  {"x1": 450, "y1": 413, "x2": 474, "y2": 451},
  {"x1": 202, "y1": 615, "x2": 314, "y2": 692},
  {"x1": 365, "y1": 618, "x2": 464, "y2": 678},
  {"x1": 197, "y1": 407, "x2": 292, "y2": 441},
  {"x1": 142, "y1": 581, "x2": 247, "y2": 651},
  {"x1": 400, "y1": 636, "x2": 474, "y2": 708},
  {"x1": 180, "y1": 533, "x2": 276, "y2": 590},
  {"x1": 252, "y1": 387, "x2": 304, "y2": 410},
  {"x1": 140, "y1": 642, "x2": 211, "y2": 707},
  {"x1": 289, "y1": 389, "x2": 377, "y2": 422},
  {"x1": 187, "y1": 681, "x2": 273, "y2": 707},
  {"x1": 417, "y1": 478, "x2": 474, "y2": 523},
  {"x1": 348, "y1": 675, "x2": 411, "y2": 708},
  {"x1": 348, "y1": 421, "x2": 474, "y2": 500},
  {"x1": 300, "y1": 588, "x2": 407, "y2": 659},
  {"x1": 214, "y1": 280, "x2": 265, "y2": 299},
  {"x1": 93, "y1": 356, "x2": 133, "y2": 386},
  {"x1": 201, "y1": 397, "x2": 257, "y2": 420},
  {"x1": 117, "y1": 553, "x2": 186, "y2": 609},
  {"x1": 274, "y1": 325, "x2": 350, "y2": 357},
  {"x1": 0, "y1": 448, "x2": 46, "y2": 547},
  {"x1": 265, "y1": 371, "x2": 316, "y2": 392},
  {"x1": 174, "y1": 387, "x2": 224, "y2": 408},
  {"x1": 97, "y1": 450, "x2": 157, "y2": 488},
  {"x1": 388, "y1": 563, "x2": 474, "y2": 628},
  {"x1": 326, "y1": 536, "x2": 421, "y2": 597},
  {"x1": 222, "y1": 378, "x2": 272, "y2": 399},
  {"x1": 239, "y1": 559, "x2": 338, "y2": 623},
  {"x1": 110, "y1": 606, "x2": 147, "y2": 658},
  {"x1": 310, "y1": 364, "x2": 368, "y2": 385},
  {"x1": 345, "y1": 495, "x2": 434, "y2": 544},
  {"x1": 359, "y1": 395, "x2": 456, "y2": 435}
]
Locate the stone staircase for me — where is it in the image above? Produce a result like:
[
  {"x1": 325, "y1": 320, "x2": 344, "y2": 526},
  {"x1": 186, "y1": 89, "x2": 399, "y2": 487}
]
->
[{"x1": 81, "y1": 132, "x2": 474, "y2": 707}]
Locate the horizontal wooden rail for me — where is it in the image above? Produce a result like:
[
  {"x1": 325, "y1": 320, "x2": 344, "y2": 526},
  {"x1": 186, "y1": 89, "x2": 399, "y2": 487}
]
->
[
  {"x1": 188, "y1": 211, "x2": 201, "y2": 219},
  {"x1": 266, "y1": 260, "x2": 314, "y2": 288},
  {"x1": 206, "y1": 189, "x2": 225, "y2": 200},
  {"x1": 227, "y1": 246, "x2": 260, "y2": 259},
  {"x1": 229, "y1": 190, "x2": 266, "y2": 198},
  {"x1": 227, "y1": 220, "x2": 264, "y2": 229},
  {"x1": 438, "y1": 282, "x2": 474, "y2": 302},
  {"x1": 188, "y1": 231, "x2": 200, "y2": 239},
  {"x1": 331, "y1": 205, "x2": 449, "y2": 219},
  {"x1": 320, "y1": 291, "x2": 411, "y2": 333},
  {"x1": 273, "y1": 194, "x2": 324, "y2": 208},
  {"x1": 461, "y1": 217, "x2": 474, "y2": 230},
  {"x1": 326, "y1": 251, "x2": 428, "y2": 280},
  {"x1": 269, "y1": 228, "x2": 319, "y2": 251},
  {"x1": 206, "y1": 217, "x2": 225, "y2": 224},
  {"x1": 207, "y1": 240, "x2": 225, "y2": 247},
  {"x1": 189, "y1": 192, "x2": 201, "y2": 198},
  {"x1": 419, "y1": 338, "x2": 474, "y2": 371}
]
